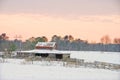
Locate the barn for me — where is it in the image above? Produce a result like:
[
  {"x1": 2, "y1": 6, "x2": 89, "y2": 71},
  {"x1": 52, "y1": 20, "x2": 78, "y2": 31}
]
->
[{"x1": 17, "y1": 42, "x2": 70, "y2": 59}]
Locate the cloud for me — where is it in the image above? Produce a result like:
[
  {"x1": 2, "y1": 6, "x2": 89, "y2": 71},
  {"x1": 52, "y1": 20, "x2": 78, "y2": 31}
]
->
[
  {"x1": 77, "y1": 15, "x2": 120, "y2": 24},
  {"x1": 0, "y1": 0, "x2": 119, "y2": 15},
  {"x1": 0, "y1": 13, "x2": 120, "y2": 42}
]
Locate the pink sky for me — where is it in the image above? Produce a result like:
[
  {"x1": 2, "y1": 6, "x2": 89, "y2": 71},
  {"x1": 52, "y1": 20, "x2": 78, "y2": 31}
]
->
[
  {"x1": 0, "y1": 0, "x2": 120, "y2": 42},
  {"x1": 0, "y1": 13, "x2": 120, "y2": 42}
]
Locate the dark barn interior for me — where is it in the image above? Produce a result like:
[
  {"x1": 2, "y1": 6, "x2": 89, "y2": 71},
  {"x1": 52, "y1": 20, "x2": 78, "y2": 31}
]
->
[
  {"x1": 35, "y1": 53, "x2": 49, "y2": 57},
  {"x1": 55, "y1": 54, "x2": 63, "y2": 59}
]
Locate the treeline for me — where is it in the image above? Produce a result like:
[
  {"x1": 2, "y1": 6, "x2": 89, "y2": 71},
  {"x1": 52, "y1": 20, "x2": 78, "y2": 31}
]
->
[{"x1": 0, "y1": 33, "x2": 120, "y2": 52}]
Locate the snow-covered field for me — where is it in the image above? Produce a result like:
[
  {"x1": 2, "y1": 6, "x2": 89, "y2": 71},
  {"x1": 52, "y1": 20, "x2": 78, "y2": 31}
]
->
[
  {"x1": 0, "y1": 63, "x2": 120, "y2": 80},
  {"x1": 70, "y1": 51, "x2": 120, "y2": 64},
  {"x1": 0, "y1": 51, "x2": 120, "y2": 80},
  {"x1": 0, "y1": 58, "x2": 120, "y2": 80}
]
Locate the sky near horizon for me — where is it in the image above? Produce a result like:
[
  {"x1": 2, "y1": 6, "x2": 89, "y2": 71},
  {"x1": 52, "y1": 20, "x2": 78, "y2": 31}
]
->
[{"x1": 0, "y1": 0, "x2": 120, "y2": 42}]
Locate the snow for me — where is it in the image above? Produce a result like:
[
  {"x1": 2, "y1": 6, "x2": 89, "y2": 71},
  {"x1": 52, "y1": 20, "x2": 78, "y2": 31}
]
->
[
  {"x1": 0, "y1": 52, "x2": 3, "y2": 56},
  {"x1": 0, "y1": 63, "x2": 120, "y2": 80},
  {"x1": 1, "y1": 58, "x2": 65, "y2": 66},
  {"x1": 18, "y1": 50, "x2": 120, "y2": 64},
  {"x1": 0, "y1": 51, "x2": 120, "y2": 80},
  {"x1": 70, "y1": 51, "x2": 120, "y2": 64},
  {"x1": 19, "y1": 49, "x2": 70, "y2": 54}
]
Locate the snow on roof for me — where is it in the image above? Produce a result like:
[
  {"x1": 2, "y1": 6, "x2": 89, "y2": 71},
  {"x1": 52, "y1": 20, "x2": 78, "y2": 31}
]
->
[
  {"x1": 18, "y1": 49, "x2": 70, "y2": 54},
  {"x1": 35, "y1": 42, "x2": 56, "y2": 48}
]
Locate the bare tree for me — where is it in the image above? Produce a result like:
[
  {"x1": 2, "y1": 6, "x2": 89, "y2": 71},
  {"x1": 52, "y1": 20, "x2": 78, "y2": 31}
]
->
[
  {"x1": 27, "y1": 37, "x2": 35, "y2": 42},
  {"x1": 100, "y1": 35, "x2": 111, "y2": 44},
  {"x1": 68, "y1": 35, "x2": 74, "y2": 42},
  {"x1": 42, "y1": 36, "x2": 48, "y2": 42},
  {"x1": 51, "y1": 35, "x2": 61, "y2": 41},
  {"x1": 113, "y1": 38, "x2": 120, "y2": 44},
  {"x1": 0, "y1": 33, "x2": 9, "y2": 40},
  {"x1": 64, "y1": 35, "x2": 69, "y2": 40}
]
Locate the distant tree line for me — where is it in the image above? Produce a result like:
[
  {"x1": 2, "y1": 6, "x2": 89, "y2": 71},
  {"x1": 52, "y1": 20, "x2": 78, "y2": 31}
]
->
[
  {"x1": 51, "y1": 35, "x2": 120, "y2": 52},
  {"x1": 0, "y1": 33, "x2": 120, "y2": 52}
]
